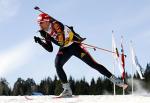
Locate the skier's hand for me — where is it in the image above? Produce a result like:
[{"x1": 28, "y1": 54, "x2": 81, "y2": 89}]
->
[
  {"x1": 34, "y1": 36, "x2": 42, "y2": 44},
  {"x1": 39, "y1": 30, "x2": 47, "y2": 38}
]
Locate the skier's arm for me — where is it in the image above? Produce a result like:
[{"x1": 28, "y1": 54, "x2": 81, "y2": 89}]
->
[
  {"x1": 39, "y1": 29, "x2": 62, "y2": 46},
  {"x1": 53, "y1": 21, "x2": 64, "y2": 46},
  {"x1": 34, "y1": 36, "x2": 53, "y2": 52}
]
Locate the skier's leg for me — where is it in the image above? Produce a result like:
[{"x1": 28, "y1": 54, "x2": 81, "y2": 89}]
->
[
  {"x1": 55, "y1": 48, "x2": 72, "y2": 83},
  {"x1": 73, "y1": 44, "x2": 112, "y2": 78},
  {"x1": 55, "y1": 48, "x2": 73, "y2": 96},
  {"x1": 73, "y1": 44, "x2": 128, "y2": 89}
]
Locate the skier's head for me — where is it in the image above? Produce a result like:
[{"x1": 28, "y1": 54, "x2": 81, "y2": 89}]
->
[
  {"x1": 37, "y1": 13, "x2": 50, "y2": 23},
  {"x1": 37, "y1": 13, "x2": 50, "y2": 30}
]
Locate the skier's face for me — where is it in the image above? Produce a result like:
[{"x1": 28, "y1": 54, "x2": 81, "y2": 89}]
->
[{"x1": 39, "y1": 21, "x2": 50, "y2": 31}]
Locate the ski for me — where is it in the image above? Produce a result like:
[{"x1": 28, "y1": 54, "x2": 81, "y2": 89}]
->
[{"x1": 52, "y1": 95, "x2": 78, "y2": 99}]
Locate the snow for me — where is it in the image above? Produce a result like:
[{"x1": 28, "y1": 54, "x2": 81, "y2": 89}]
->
[{"x1": 0, "y1": 95, "x2": 150, "y2": 103}]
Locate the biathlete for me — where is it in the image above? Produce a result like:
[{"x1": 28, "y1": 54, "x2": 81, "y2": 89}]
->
[{"x1": 34, "y1": 13, "x2": 128, "y2": 97}]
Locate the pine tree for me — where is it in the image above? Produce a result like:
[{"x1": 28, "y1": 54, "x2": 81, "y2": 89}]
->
[
  {"x1": 46, "y1": 77, "x2": 54, "y2": 95},
  {"x1": 54, "y1": 80, "x2": 62, "y2": 95},
  {"x1": 13, "y1": 78, "x2": 25, "y2": 95},
  {"x1": 0, "y1": 78, "x2": 10, "y2": 95},
  {"x1": 75, "y1": 78, "x2": 89, "y2": 95},
  {"x1": 89, "y1": 78, "x2": 96, "y2": 94},
  {"x1": 69, "y1": 76, "x2": 75, "y2": 94},
  {"x1": 144, "y1": 63, "x2": 150, "y2": 91},
  {"x1": 24, "y1": 78, "x2": 36, "y2": 95},
  {"x1": 39, "y1": 79, "x2": 48, "y2": 95},
  {"x1": 103, "y1": 77, "x2": 113, "y2": 94},
  {"x1": 95, "y1": 77, "x2": 103, "y2": 95}
]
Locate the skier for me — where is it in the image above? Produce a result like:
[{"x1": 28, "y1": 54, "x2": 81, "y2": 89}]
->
[{"x1": 34, "y1": 13, "x2": 128, "y2": 97}]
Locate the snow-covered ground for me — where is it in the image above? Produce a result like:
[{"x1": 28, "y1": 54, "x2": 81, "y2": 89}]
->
[{"x1": 0, "y1": 95, "x2": 150, "y2": 103}]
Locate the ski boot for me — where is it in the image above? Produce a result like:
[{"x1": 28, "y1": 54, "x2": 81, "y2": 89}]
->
[
  {"x1": 109, "y1": 75, "x2": 128, "y2": 89},
  {"x1": 59, "y1": 83, "x2": 72, "y2": 97}
]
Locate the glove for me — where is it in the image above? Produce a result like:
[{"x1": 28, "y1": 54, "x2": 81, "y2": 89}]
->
[
  {"x1": 34, "y1": 36, "x2": 42, "y2": 44},
  {"x1": 39, "y1": 30, "x2": 47, "y2": 38}
]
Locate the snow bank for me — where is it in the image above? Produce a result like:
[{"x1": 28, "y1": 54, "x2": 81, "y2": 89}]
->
[{"x1": 0, "y1": 95, "x2": 150, "y2": 103}]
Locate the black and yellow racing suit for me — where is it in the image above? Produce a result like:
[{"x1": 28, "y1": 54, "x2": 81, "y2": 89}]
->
[{"x1": 38, "y1": 21, "x2": 112, "y2": 83}]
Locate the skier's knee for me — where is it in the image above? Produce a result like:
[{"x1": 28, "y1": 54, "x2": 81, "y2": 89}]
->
[{"x1": 89, "y1": 61, "x2": 99, "y2": 69}]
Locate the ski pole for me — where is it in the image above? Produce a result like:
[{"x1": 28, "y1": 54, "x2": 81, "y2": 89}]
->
[
  {"x1": 81, "y1": 42, "x2": 127, "y2": 57},
  {"x1": 79, "y1": 42, "x2": 116, "y2": 54},
  {"x1": 39, "y1": 37, "x2": 126, "y2": 56}
]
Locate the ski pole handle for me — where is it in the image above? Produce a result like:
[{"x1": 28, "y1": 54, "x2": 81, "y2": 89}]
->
[{"x1": 34, "y1": 6, "x2": 45, "y2": 13}]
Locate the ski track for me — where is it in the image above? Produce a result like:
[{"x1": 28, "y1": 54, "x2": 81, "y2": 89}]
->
[{"x1": 0, "y1": 95, "x2": 150, "y2": 103}]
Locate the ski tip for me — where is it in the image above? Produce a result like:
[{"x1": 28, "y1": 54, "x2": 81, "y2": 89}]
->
[{"x1": 52, "y1": 95, "x2": 78, "y2": 99}]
